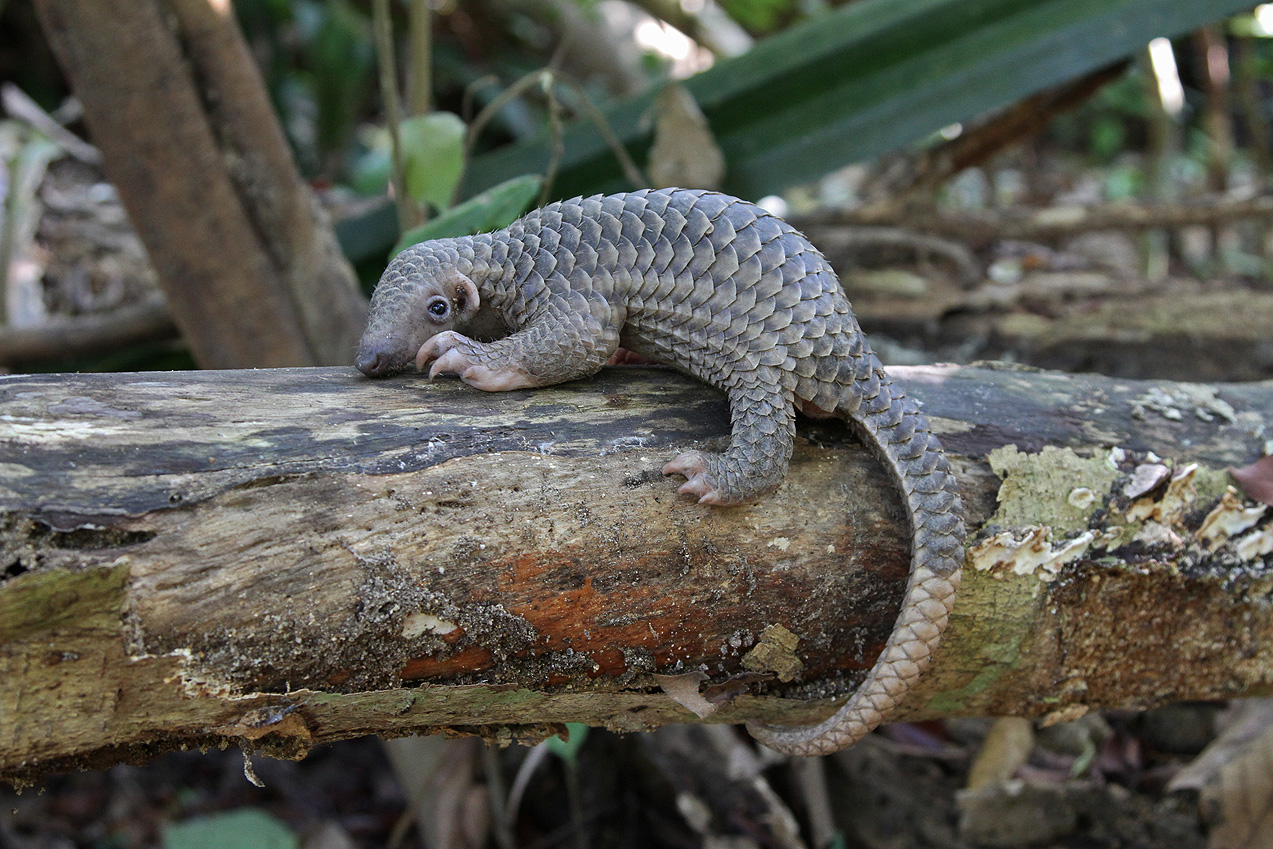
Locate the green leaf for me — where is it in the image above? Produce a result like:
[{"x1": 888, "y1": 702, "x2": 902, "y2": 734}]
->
[
  {"x1": 400, "y1": 111, "x2": 467, "y2": 210},
  {"x1": 303, "y1": 0, "x2": 374, "y2": 167},
  {"x1": 349, "y1": 140, "x2": 392, "y2": 196},
  {"x1": 464, "y1": 0, "x2": 1256, "y2": 200},
  {"x1": 392, "y1": 174, "x2": 542, "y2": 256},
  {"x1": 544, "y1": 723, "x2": 590, "y2": 764},
  {"x1": 163, "y1": 809, "x2": 298, "y2": 849},
  {"x1": 720, "y1": 0, "x2": 799, "y2": 33}
]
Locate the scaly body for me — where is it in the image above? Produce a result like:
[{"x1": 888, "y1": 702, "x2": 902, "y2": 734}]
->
[{"x1": 356, "y1": 188, "x2": 964, "y2": 755}]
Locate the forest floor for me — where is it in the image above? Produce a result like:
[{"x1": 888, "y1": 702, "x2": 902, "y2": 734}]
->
[{"x1": 0, "y1": 703, "x2": 1232, "y2": 848}]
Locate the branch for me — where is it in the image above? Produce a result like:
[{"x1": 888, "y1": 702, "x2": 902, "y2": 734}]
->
[
  {"x1": 794, "y1": 193, "x2": 1273, "y2": 244},
  {"x1": 0, "y1": 83, "x2": 101, "y2": 166},
  {"x1": 0, "y1": 295, "x2": 175, "y2": 366},
  {"x1": 1, "y1": 364, "x2": 1269, "y2": 783},
  {"x1": 896, "y1": 62, "x2": 1128, "y2": 199}
]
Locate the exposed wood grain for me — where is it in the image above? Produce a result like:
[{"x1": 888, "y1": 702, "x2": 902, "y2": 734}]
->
[{"x1": 1, "y1": 364, "x2": 1270, "y2": 782}]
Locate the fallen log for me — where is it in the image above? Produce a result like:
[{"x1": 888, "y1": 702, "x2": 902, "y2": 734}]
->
[
  {"x1": 1, "y1": 363, "x2": 1270, "y2": 783},
  {"x1": 794, "y1": 193, "x2": 1273, "y2": 243}
]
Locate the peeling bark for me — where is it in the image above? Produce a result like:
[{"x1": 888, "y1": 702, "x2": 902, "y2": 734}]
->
[{"x1": 1, "y1": 364, "x2": 1270, "y2": 783}]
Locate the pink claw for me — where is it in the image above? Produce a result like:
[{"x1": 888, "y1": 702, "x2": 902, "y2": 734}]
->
[
  {"x1": 427, "y1": 347, "x2": 472, "y2": 379},
  {"x1": 663, "y1": 453, "x2": 721, "y2": 503},
  {"x1": 415, "y1": 330, "x2": 470, "y2": 373},
  {"x1": 679, "y1": 480, "x2": 721, "y2": 504}
]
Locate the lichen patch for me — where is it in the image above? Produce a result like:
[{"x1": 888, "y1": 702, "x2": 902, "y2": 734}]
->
[
  {"x1": 1130, "y1": 384, "x2": 1238, "y2": 424},
  {"x1": 970, "y1": 527, "x2": 1096, "y2": 583},
  {"x1": 988, "y1": 445, "x2": 1118, "y2": 531},
  {"x1": 1236, "y1": 526, "x2": 1273, "y2": 561},
  {"x1": 1121, "y1": 463, "x2": 1196, "y2": 524},
  {"x1": 741, "y1": 623, "x2": 803, "y2": 682},
  {"x1": 1197, "y1": 488, "x2": 1269, "y2": 550}
]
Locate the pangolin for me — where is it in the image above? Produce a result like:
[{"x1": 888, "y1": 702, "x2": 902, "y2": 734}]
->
[{"x1": 355, "y1": 187, "x2": 964, "y2": 756}]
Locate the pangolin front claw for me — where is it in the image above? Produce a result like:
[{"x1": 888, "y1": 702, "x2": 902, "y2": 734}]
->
[
  {"x1": 415, "y1": 330, "x2": 471, "y2": 373},
  {"x1": 428, "y1": 348, "x2": 474, "y2": 380},
  {"x1": 415, "y1": 331, "x2": 537, "y2": 391}
]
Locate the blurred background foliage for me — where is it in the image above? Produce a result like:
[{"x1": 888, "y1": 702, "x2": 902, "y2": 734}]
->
[
  {"x1": 0, "y1": 0, "x2": 1267, "y2": 203},
  {"x1": 225, "y1": 0, "x2": 1267, "y2": 262},
  {"x1": 220, "y1": 0, "x2": 1256, "y2": 184},
  {"x1": 3, "y1": 0, "x2": 1270, "y2": 256}
]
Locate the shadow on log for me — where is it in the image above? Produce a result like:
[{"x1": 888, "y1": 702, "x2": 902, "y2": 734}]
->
[{"x1": 1, "y1": 363, "x2": 1270, "y2": 783}]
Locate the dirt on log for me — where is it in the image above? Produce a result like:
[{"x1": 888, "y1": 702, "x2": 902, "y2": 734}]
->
[{"x1": 1, "y1": 363, "x2": 1270, "y2": 783}]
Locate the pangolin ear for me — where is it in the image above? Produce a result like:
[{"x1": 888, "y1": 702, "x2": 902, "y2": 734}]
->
[{"x1": 453, "y1": 273, "x2": 480, "y2": 322}]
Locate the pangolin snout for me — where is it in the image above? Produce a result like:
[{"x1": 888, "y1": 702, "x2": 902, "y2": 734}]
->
[{"x1": 355, "y1": 339, "x2": 400, "y2": 377}]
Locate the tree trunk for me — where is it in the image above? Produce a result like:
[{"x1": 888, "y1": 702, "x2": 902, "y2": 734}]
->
[
  {"x1": 31, "y1": 0, "x2": 367, "y2": 369},
  {"x1": 1, "y1": 364, "x2": 1270, "y2": 783}
]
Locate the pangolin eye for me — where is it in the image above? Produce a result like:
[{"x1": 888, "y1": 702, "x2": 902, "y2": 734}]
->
[{"x1": 426, "y1": 296, "x2": 450, "y2": 321}]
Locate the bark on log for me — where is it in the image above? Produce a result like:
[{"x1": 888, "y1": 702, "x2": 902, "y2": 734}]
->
[{"x1": 1, "y1": 364, "x2": 1270, "y2": 784}]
